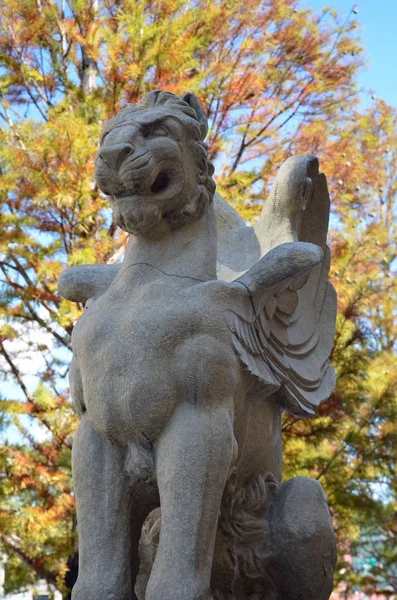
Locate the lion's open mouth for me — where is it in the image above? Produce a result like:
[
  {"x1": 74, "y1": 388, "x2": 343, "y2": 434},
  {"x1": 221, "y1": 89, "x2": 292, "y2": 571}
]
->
[
  {"x1": 113, "y1": 171, "x2": 170, "y2": 200},
  {"x1": 150, "y1": 172, "x2": 169, "y2": 194}
]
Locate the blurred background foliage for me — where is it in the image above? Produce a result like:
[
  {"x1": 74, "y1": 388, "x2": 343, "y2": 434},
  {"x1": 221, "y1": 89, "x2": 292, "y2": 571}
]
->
[{"x1": 0, "y1": 0, "x2": 395, "y2": 597}]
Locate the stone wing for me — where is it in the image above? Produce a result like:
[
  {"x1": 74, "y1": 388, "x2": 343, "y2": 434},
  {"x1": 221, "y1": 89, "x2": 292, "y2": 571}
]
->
[{"x1": 227, "y1": 242, "x2": 336, "y2": 417}]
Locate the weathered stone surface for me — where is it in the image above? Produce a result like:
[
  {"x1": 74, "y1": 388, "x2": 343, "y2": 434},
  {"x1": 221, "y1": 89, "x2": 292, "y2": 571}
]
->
[{"x1": 58, "y1": 91, "x2": 337, "y2": 600}]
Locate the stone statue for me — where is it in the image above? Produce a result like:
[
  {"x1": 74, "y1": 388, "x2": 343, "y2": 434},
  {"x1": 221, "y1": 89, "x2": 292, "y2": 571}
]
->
[{"x1": 58, "y1": 91, "x2": 337, "y2": 600}]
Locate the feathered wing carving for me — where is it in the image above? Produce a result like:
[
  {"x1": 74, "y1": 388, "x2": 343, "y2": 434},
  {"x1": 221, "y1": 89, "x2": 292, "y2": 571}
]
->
[
  {"x1": 225, "y1": 154, "x2": 337, "y2": 417},
  {"x1": 227, "y1": 241, "x2": 336, "y2": 417}
]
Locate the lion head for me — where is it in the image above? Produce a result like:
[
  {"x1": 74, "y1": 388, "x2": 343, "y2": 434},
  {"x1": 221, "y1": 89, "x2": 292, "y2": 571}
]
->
[{"x1": 94, "y1": 91, "x2": 216, "y2": 236}]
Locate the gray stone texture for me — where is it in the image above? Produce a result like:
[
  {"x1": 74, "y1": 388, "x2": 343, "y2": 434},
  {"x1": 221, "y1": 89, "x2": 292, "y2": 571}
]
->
[{"x1": 58, "y1": 91, "x2": 337, "y2": 600}]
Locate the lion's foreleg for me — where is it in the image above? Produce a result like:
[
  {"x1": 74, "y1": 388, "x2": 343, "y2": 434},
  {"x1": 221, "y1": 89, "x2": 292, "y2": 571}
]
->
[
  {"x1": 145, "y1": 401, "x2": 236, "y2": 600},
  {"x1": 71, "y1": 416, "x2": 142, "y2": 600}
]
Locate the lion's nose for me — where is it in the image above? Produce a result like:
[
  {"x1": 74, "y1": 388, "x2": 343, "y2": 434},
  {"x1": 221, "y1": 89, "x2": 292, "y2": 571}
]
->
[{"x1": 98, "y1": 143, "x2": 134, "y2": 171}]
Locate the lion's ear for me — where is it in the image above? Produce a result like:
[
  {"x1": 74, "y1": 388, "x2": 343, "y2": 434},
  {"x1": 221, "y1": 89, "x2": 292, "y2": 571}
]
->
[{"x1": 180, "y1": 92, "x2": 208, "y2": 140}]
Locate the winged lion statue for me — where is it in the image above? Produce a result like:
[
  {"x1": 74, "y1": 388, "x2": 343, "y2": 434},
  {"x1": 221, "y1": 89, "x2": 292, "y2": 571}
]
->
[{"x1": 58, "y1": 91, "x2": 337, "y2": 600}]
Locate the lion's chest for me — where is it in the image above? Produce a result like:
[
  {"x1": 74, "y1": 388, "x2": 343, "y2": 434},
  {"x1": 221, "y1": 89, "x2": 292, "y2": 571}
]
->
[{"x1": 71, "y1": 284, "x2": 193, "y2": 442}]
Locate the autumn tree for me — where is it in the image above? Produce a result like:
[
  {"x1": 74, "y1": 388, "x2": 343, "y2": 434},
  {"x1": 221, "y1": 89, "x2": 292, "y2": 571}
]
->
[
  {"x1": 0, "y1": 0, "x2": 395, "y2": 597},
  {"x1": 284, "y1": 98, "x2": 397, "y2": 596}
]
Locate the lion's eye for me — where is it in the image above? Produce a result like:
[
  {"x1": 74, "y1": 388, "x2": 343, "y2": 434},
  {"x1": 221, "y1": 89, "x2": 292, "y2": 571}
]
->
[{"x1": 150, "y1": 125, "x2": 168, "y2": 137}]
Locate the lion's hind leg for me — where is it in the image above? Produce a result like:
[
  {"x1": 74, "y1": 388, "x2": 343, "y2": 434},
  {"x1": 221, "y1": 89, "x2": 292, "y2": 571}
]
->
[
  {"x1": 267, "y1": 477, "x2": 336, "y2": 600},
  {"x1": 212, "y1": 475, "x2": 335, "y2": 599}
]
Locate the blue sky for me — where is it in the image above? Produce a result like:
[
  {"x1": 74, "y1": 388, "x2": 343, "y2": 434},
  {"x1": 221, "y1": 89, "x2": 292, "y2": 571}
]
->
[{"x1": 303, "y1": 0, "x2": 397, "y2": 108}]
